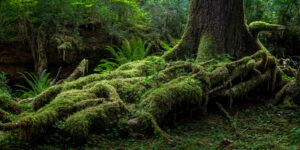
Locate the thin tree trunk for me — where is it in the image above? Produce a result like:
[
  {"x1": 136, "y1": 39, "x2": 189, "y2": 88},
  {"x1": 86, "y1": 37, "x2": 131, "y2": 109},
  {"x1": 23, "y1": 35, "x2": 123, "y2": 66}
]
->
[
  {"x1": 163, "y1": 0, "x2": 260, "y2": 60},
  {"x1": 36, "y1": 31, "x2": 48, "y2": 74},
  {"x1": 24, "y1": 18, "x2": 48, "y2": 75}
]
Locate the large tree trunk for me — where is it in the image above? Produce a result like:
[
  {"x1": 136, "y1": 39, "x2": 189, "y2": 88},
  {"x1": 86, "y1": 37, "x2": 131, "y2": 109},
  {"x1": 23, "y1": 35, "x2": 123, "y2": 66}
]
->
[{"x1": 163, "y1": 0, "x2": 260, "y2": 60}]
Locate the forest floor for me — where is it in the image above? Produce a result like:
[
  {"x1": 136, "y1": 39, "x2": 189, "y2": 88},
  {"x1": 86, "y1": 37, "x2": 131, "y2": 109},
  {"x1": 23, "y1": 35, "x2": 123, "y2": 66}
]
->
[
  {"x1": 82, "y1": 104, "x2": 300, "y2": 150},
  {"x1": 1, "y1": 101, "x2": 298, "y2": 149}
]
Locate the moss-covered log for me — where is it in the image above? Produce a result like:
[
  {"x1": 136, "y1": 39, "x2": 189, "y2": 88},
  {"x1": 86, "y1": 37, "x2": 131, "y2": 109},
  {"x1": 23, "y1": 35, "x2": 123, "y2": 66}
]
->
[{"x1": 0, "y1": 51, "x2": 299, "y2": 143}]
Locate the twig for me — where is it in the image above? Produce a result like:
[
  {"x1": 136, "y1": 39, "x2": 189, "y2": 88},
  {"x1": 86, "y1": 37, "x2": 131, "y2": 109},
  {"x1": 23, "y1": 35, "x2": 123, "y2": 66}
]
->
[
  {"x1": 52, "y1": 66, "x2": 62, "y2": 85},
  {"x1": 216, "y1": 102, "x2": 237, "y2": 132}
]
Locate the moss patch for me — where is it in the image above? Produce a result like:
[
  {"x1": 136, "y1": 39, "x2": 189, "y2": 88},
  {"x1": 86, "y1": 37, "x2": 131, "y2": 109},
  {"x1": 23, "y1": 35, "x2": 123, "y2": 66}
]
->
[{"x1": 197, "y1": 33, "x2": 217, "y2": 59}]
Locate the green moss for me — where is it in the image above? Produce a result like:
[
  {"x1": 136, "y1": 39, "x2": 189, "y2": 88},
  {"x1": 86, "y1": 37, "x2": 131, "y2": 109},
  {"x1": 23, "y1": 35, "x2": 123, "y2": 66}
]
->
[
  {"x1": 134, "y1": 111, "x2": 174, "y2": 141},
  {"x1": 33, "y1": 86, "x2": 62, "y2": 110},
  {"x1": 0, "y1": 109, "x2": 11, "y2": 123},
  {"x1": 141, "y1": 76, "x2": 203, "y2": 123},
  {"x1": 226, "y1": 50, "x2": 269, "y2": 70},
  {"x1": 64, "y1": 101, "x2": 127, "y2": 140},
  {"x1": 158, "y1": 61, "x2": 200, "y2": 81},
  {"x1": 282, "y1": 74, "x2": 295, "y2": 82},
  {"x1": 18, "y1": 110, "x2": 58, "y2": 139},
  {"x1": 5, "y1": 89, "x2": 98, "y2": 138},
  {"x1": 38, "y1": 89, "x2": 98, "y2": 114},
  {"x1": 248, "y1": 21, "x2": 285, "y2": 36},
  {"x1": 87, "y1": 82, "x2": 123, "y2": 103},
  {"x1": 0, "y1": 89, "x2": 21, "y2": 114},
  {"x1": 104, "y1": 77, "x2": 147, "y2": 103},
  {"x1": 246, "y1": 59, "x2": 256, "y2": 70},
  {"x1": 73, "y1": 98, "x2": 105, "y2": 111},
  {"x1": 61, "y1": 58, "x2": 161, "y2": 91},
  {"x1": 221, "y1": 70, "x2": 272, "y2": 98},
  {"x1": 197, "y1": 33, "x2": 217, "y2": 59},
  {"x1": 30, "y1": 56, "x2": 164, "y2": 110},
  {"x1": 0, "y1": 49, "x2": 297, "y2": 145}
]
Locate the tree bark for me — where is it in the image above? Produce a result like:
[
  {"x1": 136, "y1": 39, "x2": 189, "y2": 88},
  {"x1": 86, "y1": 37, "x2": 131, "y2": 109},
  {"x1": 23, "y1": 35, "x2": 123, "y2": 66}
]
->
[
  {"x1": 163, "y1": 0, "x2": 260, "y2": 60},
  {"x1": 24, "y1": 18, "x2": 48, "y2": 75}
]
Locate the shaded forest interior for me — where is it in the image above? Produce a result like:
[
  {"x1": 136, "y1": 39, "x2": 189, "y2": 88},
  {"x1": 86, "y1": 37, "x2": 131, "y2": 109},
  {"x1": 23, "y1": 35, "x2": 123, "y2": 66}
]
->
[{"x1": 0, "y1": 0, "x2": 299, "y2": 149}]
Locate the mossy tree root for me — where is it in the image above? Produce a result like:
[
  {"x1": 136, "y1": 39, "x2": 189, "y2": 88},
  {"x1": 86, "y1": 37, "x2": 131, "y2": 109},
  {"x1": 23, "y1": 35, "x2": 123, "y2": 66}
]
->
[{"x1": 0, "y1": 51, "x2": 299, "y2": 142}]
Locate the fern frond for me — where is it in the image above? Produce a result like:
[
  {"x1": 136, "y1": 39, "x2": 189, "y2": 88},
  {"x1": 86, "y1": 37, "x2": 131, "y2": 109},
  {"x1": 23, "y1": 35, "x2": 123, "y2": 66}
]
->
[{"x1": 16, "y1": 70, "x2": 52, "y2": 98}]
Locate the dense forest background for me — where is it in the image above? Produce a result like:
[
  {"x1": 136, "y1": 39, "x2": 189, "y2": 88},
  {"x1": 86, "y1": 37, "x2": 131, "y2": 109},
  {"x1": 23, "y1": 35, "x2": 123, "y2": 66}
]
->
[
  {"x1": 0, "y1": 0, "x2": 299, "y2": 149},
  {"x1": 0, "y1": 0, "x2": 299, "y2": 81}
]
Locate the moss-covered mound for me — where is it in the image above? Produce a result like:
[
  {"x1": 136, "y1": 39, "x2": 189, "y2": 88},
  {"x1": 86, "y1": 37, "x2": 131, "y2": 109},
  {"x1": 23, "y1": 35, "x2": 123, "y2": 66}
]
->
[
  {"x1": 0, "y1": 51, "x2": 299, "y2": 145},
  {"x1": 0, "y1": 89, "x2": 21, "y2": 123}
]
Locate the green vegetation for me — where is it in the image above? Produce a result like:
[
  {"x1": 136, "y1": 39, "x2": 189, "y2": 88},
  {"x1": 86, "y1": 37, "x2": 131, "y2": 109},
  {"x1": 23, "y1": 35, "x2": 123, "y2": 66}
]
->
[
  {"x1": 0, "y1": 0, "x2": 299, "y2": 149},
  {"x1": 84, "y1": 105, "x2": 299, "y2": 149},
  {"x1": 0, "y1": 0, "x2": 149, "y2": 41},
  {"x1": 0, "y1": 72, "x2": 11, "y2": 94},
  {"x1": 94, "y1": 37, "x2": 152, "y2": 73},
  {"x1": 197, "y1": 33, "x2": 217, "y2": 56},
  {"x1": 0, "y1": 49, "x2": 298, "y2": 149},
  {"x1": 0, "y1": 104, "x2": 298, "y2": 149},
  {"x1": 245, "y1": 0, "x2": 300, "y2": 55},
  {"x1": 16, "y1": 70, "x2": 53, "y2": 98}
]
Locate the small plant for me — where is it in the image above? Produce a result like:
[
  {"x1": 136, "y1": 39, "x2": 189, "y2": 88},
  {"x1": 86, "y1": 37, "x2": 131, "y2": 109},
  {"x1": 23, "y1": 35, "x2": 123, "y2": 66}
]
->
[
  {"x1": 94, "y1": 59, "x2": 119, "y2": 74},
  {"x1": 159, "y1": 39, "x2": 179, "y2": 52},
  {"x1": 94, "y1": 37, "x2": 152, "y2": 73},
  {"x1": 159, "y1": 41, "x2": 173, "y2": 51},
  {"x1": 282, "y1": 74, "x2": 295, "y2": 82},
  {"x1": 0, "y1": 72, "x2": 11, "y2": 93},
  {"x1": 196, "y1": 53, "x2": 233, "y2": 72},
  {"x1": 107, "y1": 36, "x2": 152, "y2": 64},
  {"x1": 144, "y1": 58, "x2": 166, "y2": 87},
  {"x1": 289, "y1": 128, "x2": 300, "y2": 144},
  {"x1": 16, "y1": 70, "x2": 53, "y2": 98}
]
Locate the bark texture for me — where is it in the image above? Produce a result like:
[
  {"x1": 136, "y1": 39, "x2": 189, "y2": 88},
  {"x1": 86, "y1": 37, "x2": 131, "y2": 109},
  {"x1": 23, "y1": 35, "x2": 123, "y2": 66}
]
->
[
  {"x1": 163, "y1": 0, "x2": 259, "y2": 60},
  {"x1": 24, "y1": 18, "x2": 48, "y2": 74}
]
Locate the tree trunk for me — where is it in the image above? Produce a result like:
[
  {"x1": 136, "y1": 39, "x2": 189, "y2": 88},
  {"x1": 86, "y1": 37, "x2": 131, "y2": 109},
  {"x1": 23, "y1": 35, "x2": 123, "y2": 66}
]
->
[
  {"x1": 163, "y1": 0, "x2": 260, "y2": 60},
  {"x1": 24, "y1": 18, "x2": 48, "y2": 75},
  {"x1": 35, "y1": 32, "x2": 48, "y2": 75}
]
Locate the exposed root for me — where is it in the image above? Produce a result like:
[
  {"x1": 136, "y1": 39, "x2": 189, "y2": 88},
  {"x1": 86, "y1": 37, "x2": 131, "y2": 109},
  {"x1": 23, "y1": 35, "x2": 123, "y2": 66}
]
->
[
  {"x1": 141, "y1": 76, "x2": 203, "y2": 123},
  {"x1": 248, "y1": 21, "x2": 286, "y2": 38},
  {"x1": 0, "y1": 50, "x2": 299, "y2": 143},
  {"x1": 33, "y1": 86, "x2": 62, "y2": 110},
  {"x1": 72, "y1": 98, "x2": 105, "y2": 111},
  {"x1": 136, "y1": 111, "x2": 179, "y2": 143},
  {"x1": 0, "y1": 109, "x2": 11, "y2": 123},
  {"x1": 65, "y1": 59, "x2": 89, "y2": 82},
  {"x1": 217, "y1": 70, "x2": 272, "y2": 98},
  {"x1": 0, "y1": 98, "x2": 21, "y2": 115},
  {"x1": 273, "y1": 80, "x2": 299, "y2": 105},
  {"x1": 64, "y1": 101, "x2": 127, "y2": 140},
  {"x1": 216, "y1": 102, "x2": 237, "y2": 132}
]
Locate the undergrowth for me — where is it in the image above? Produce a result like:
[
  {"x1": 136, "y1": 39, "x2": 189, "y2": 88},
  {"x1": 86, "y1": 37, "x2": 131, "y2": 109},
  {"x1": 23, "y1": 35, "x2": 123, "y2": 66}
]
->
[
  {"x1": 94, "y1": 37, "x2": 152, "y2": 73},
  {"x1": 16, "y1": 70, "x2": 53, "y2": 98},
  {"x1": 0, "y1": 50, "x2": 299, "y2": 149},
  {"x1": 0, "y1": 104, "x2": 298, "y2": 149}
]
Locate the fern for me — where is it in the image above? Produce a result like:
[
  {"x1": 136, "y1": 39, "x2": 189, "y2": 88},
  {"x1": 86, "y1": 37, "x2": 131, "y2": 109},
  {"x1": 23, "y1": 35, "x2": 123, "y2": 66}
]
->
[
  {"x1": 159, "y1": 41, "x2": 173, "y2": 51},
  {"x1": 95, "y1": 37, "x2": 152, "y2": 74},
  {"x1": 16, "y1": 70, "x2": 53, "y2": 98},
  {"x1": 107, "y1": 37, "x2": 152, "y2": 64},
  {"x1": 94, "y1": 59, "x2": 119, "y2": 74}
]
